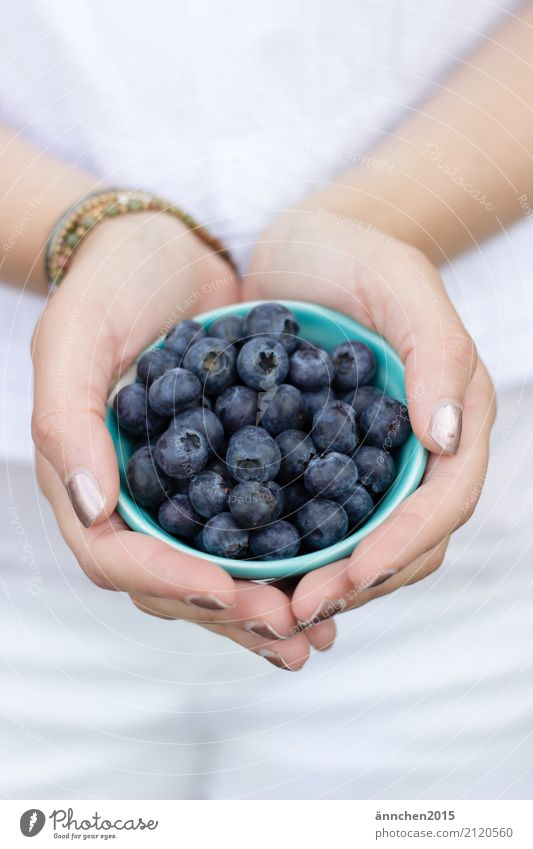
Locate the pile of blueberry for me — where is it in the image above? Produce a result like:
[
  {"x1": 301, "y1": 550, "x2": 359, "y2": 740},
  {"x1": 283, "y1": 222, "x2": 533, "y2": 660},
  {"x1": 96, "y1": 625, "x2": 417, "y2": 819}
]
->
[{"x1": 113, "y1": 303, "x2": 411, "y2": 561}]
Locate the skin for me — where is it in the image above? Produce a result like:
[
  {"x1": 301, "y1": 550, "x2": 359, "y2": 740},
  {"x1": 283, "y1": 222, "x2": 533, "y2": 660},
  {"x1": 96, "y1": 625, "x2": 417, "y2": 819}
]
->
[{"x1": 2, "y1": 3, "x2": 533, "y2": 666}]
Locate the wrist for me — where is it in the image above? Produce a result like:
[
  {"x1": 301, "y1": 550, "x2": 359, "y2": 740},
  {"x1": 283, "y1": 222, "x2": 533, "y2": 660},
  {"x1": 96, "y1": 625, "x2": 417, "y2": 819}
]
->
[
  {"x1": 61, "y1": 211, "x2": 229, "y2": 303},
  {"x1": 296, "y1": 175, "x2": 434, "y2": 252},
  {"x1": 46, "y1": 189, "x2": 237, "y2": 290}
]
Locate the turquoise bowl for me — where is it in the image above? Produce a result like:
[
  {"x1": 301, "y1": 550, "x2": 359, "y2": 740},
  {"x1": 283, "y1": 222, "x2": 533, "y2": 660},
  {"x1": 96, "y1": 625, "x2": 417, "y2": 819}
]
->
[{"x1": 106, "y1": 301, "x2": 427, "y2": 580}]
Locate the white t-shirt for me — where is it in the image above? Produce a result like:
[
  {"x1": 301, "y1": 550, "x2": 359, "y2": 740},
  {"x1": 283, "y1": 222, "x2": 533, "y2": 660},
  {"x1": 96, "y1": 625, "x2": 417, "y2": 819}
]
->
[{"x1": 1, "y1": 0, "x2": 531, "y2": 462}]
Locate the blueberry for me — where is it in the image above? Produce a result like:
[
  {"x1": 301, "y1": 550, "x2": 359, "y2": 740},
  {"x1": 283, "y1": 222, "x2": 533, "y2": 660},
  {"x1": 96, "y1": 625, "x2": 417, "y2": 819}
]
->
[
  {"x1": 148, "y1": 367, "x2": 201, "y2": 416},
  {"x1": 226, "y1": 425, "x2": 281, "y2": 483},
  {"x1": 332, "y1": 340, "x2": 376, "y2": 391},
  {"x1": 311, "y1": 400, "x2": 358, "y2": 453},
  {"x1": 258, "y1": 384, "x2": 306, "y2": 435},
  {"x1": 303, "y1": 387, "x2": 336, "y2": 424},
  {"x1": 237, "y1": 337, "x2": 289, "y2": 390},
  {"x1": 275, "y1": 429, "x2": 316, "y2": 482},
  {"x1": 113, "y1": 383, "x2": 167, "y2": 438},
  {"x1": 304, "y1": 452, "x2": 358, "y2": 498},
  {"x1": 202, "y1": 512, "x2": 249, "y2": 558},
  {"x1": 335, "y1": 485, "x2": 374, "y2": 528},
  {"x1": 171, "y1": 407, "x2": 224, "y2": 457},
  {"x1": 215, "y1": 385, "x2": 258, "y2": 435},
  {"x1": 244, "y1": 302, "x2": 300, "y2": 353},
  {"x1": 359, "y1": 395, "x2": 411, "y2": 449},
  {"x1": 265, "y1": 480, "x2": 285, "y2": 515},
  {"x1": 342, "y1": 385, "x2": 384, "y2": 416},
  {"x1": 228, "y1": 481, "x2": 281, "y2": 528},
  {"x1": 351, "y1": 446, "x2": 396, "y2": 495},
  {"x1": 249, "y1": 520, "x2": 301, "y2": 560},
  {"x1": 297, "y1": 499, "x2": 348, "y2": 550},
  {"x1": 158, "y1": 494, "x2": 203, "y2": 537},
  {"x1": 136, "y1": 348, "x2": 177, "y2": 386},
  {"x1": 155, "y1": 425, "x2": 208, "y2": 479},
  {"x1": 289, "y1": 342, "x2": 334, "y2": 389},
  {"x1": 165, "y1": 320, "x2": 205, "y2": 359},
  {"x1": 189, "y1": 470, "x2": 230, "y2": 518},
  {"x1": 125, "y1": 446, "x2": 173, "y2": 508},
  {"x1": 209, "y1": 314, "x2": 245, "y2": 346},
  {"x1": 281, "y1": 481, "x2": 309, "y2": 518},
  {"x1": 183, "y1": 337, "x2": 236, "y2": 395}
]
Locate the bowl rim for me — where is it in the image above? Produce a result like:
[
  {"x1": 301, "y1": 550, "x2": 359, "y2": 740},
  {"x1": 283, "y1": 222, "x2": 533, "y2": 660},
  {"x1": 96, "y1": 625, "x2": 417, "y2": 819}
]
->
[{"x1": 109, "y1": 300, "x2": 428, "y2": 579}]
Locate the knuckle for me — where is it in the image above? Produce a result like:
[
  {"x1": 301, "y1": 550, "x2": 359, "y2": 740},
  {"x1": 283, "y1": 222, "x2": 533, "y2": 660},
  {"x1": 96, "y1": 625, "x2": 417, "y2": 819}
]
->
[
  {"x1": 444, "y1": 330, "x2": 478, "y2": 378},
  {"x1": 456, "y1": 482, "x2": 483, "y2": 527},
  {"x1": 31, "y1": 408, "x2": 64, "y2": 458},
  {"x1": 77, "y1": 552, "x2": 113, "y2": 589}
]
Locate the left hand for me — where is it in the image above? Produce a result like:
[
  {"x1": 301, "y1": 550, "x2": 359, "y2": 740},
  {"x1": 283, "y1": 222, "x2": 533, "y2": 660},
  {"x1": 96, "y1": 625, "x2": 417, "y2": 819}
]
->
[{"x1": 244, "y1": 207, "x2": 496, "y2": 627}]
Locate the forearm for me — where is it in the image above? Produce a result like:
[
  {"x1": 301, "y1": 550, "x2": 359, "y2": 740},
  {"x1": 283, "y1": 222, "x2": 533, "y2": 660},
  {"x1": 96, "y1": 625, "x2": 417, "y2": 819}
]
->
[
  {"x1": 301, "y1": 2, "x2": 533, "y2": 264},
  {"x1": 0, "y1": 123, "x2": 99, "y2": 293}
]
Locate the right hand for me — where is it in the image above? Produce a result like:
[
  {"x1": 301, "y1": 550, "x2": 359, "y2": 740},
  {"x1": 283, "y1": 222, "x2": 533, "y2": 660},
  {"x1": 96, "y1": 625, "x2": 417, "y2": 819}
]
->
[
  {"x1": 245, "y1": 208, "x2": 496, "y2": 624},
  {"x1": 32, "y1": 211, "x2": 332, "y2": 669}
]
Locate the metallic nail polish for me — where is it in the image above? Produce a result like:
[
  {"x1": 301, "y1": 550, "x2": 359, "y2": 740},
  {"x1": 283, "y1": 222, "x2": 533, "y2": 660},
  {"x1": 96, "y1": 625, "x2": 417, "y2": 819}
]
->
[
  {"x1": 259, "y1": 649, "x2": 299, "y2": 671},
  {"x1": 298, "y1": 597, "x2": 347, "y2": 629},
  {"x1": 430, "y1": 401, "x2": 462, "y2": 454},
  {"x1": 365, "y1": 569, "x2": 397, "y2": 589},
  {"x1": 65, "y1": 471, "x2": 106, "y2": 528},
  {"x1": 184, "y1": 594, "x2": 232, "y2": 611},
  {"x1": 244, "y1": 620, "x2": 287, "y2": 640}
]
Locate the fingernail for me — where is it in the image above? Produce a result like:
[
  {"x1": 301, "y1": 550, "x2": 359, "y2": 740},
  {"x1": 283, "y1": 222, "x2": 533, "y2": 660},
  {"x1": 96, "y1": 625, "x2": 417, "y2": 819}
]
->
[
  {"x1": 65, "y1": 470, "x2": 106, "y2": 528},
  {"x1": 430, "y1": 401, "x2": 462, "y2": 454},
  {"x1": 244, "y1": 620, "x2": 287, "y2": 640},
  {"x1": 298, "y1": 597, "x2": 346, "y2": 629},
  {"x1": 259, "y1": 649, "x2": 300, "y2": 671},
  {"x1": 184, "y1": 594, "x2": 232, "y2": 610},
  {"x1": 364, "y1": 569, "x2": 397, "y2": 589}
]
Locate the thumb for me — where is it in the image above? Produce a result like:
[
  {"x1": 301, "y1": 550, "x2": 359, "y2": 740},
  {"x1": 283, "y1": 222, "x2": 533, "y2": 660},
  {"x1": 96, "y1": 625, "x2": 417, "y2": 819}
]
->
[
  {"x1": 31, "y1": 291, "x2": 119, "y2": 527},
  {"x1": 375, "y1": 248, "x2": 478, "y2": 456}
]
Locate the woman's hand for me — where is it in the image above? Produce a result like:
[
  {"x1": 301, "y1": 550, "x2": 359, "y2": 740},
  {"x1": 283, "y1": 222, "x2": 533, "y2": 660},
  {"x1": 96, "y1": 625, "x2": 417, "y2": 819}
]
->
[
  {"x1": 244, "y1": 208, "x2": 496, "y2": 626},
  {"x1": 32, "y1": 211, "x2": 332, "y2": 669}
]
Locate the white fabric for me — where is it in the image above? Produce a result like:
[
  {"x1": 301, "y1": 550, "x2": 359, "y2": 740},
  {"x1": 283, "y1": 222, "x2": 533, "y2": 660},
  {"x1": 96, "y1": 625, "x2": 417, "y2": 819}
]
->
[
  {"x1": 1, "y1": 384, "x2": 532, "y2": 799},
  {"x1": 0, "y1": 0, "x2": 532, "y2": 462},
  {"x1": 1, "y1": 0, "x2": 533, "y2": 801}
]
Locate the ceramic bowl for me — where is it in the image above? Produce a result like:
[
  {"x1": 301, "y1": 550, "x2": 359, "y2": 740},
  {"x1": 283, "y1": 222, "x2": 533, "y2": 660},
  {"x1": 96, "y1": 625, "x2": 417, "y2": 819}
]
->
[{"x1": 106, "y1": 301, "x2": 427, "y2": 579}]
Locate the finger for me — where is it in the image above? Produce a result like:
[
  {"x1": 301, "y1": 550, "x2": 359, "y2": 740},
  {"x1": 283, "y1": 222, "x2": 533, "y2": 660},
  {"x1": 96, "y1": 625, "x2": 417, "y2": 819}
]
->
[
  {"x1": 134, "y1": 578, "x2": 303, "y2": 640},
  {"x1": 347, "y1": 538, "x2": 449, "y2": 604},
  {"x1": 292, "y1": 540, "x2": 448, "y2": 627},
  {"x1": 131, "y1": 597, "x2": 310, "y2": 671},
  {"x1": 291, "y1": 557, "x2": 354, "y2": 627},
  {"x1": 305, "y1": 617, "x2": 337, "y2": 651},
  {"x1": 38, "y1": 452, "x2": 237, "y2": 607},
  {"x1": 31, "y1": 289, "x2": 119, "y2": 528},
  {"x1": 347, "y1": 362, "x2": 495, "y2": 590},
  {"x1": 219, "y1": 579, "x2": 303, "y2": 640},
  {"x1": 371, "y1": 243, "x2": 478, "y2": 456}
]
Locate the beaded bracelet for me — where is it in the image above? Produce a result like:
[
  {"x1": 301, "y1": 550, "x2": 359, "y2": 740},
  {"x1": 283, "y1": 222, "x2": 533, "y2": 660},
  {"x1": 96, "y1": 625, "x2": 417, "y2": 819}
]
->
[{"x1": 45, "y1": 188, "x2": 237, "y2": 287}]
